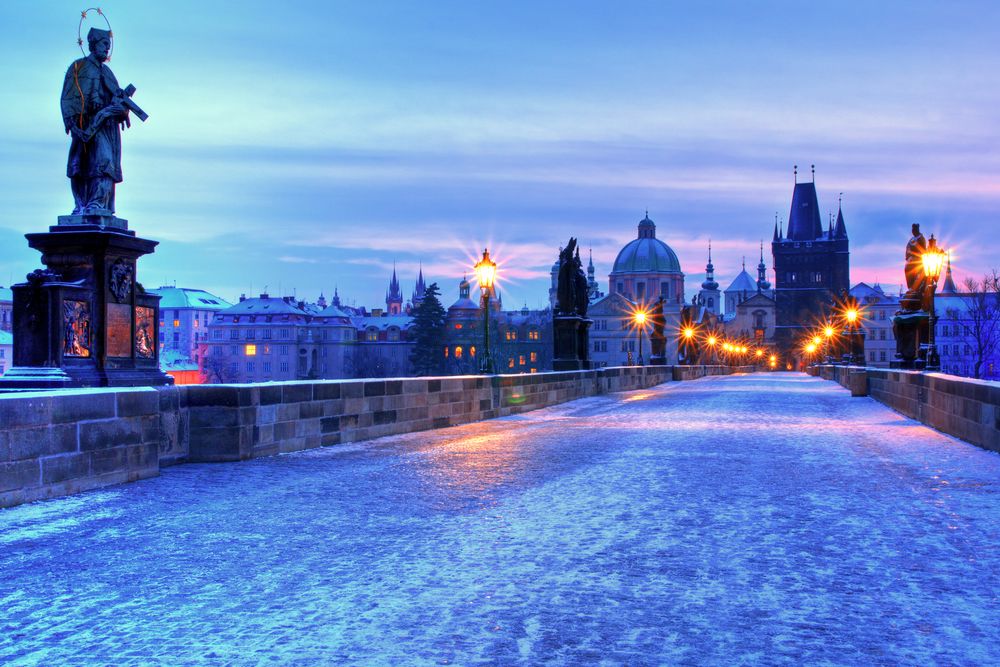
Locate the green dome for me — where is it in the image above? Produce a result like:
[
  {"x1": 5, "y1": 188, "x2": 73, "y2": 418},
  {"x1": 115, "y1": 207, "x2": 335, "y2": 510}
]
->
[{"x1": 611, "y1": 214, "x2": 682, "y2": 274}]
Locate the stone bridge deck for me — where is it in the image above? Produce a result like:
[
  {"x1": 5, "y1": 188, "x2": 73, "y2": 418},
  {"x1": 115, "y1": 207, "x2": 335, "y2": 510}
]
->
[{"x1": 2, "y1": 372, "x2": 999, "y2": 664}]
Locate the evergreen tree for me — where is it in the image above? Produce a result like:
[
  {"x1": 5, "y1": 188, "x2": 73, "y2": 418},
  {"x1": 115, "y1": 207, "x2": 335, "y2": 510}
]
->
[{"x1": 409, "y1": 282, "x2": 447, "y2": 376}]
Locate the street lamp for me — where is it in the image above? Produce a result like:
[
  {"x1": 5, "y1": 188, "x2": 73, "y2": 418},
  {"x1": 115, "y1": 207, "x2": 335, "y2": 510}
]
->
[
  {"x1": 681, "y1": 325, "x2": 696, "y2": 364},
  {"x1": 633, "y1": 309, "x2": 648, "y2": 365},
  {"x1": 822, "y1": 323, "x2": 836, "y2": 363},
  {"x1": 922, "y1": 235, "x2": 946, "y2": 371},
  {"x1": 474, "y1": 248, "x2": 497, "y2": 374}
]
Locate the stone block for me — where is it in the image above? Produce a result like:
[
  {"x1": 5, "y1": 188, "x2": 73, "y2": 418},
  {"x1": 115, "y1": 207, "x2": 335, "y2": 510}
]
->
[
  {"x1": 0, "y1": 431, "x2": 9, "y2": 462},
  {"x1": 259, "y1": 385, "x2": 283, "y2": 405},
  {"x1": 320, "y1": 399, "x2": 344, "y2": 417},
  {"x1": 321, "y1": 416, "x2": 340, "y2": 434},
  {"x1": 295, "y1": 419, "x2": 321, "y2": 437},
  {"x1": 186, "y1": 385, "x2": 246, "y2": 408},
  {"x1": 385, "y1": 381, "x2": 403, "y2": 396},
  {"x1": 364, "y1": 381, "x2": 386, "y2": 397},
  {"x1": 188, "y1": 406, "x2": 239, "y2": 429},
  {"x1": 188, "y1": 425, "x2": 249, "y2": 461},
  {"x1": 321, "y1": 433, "x2": 341, "y2": 447},
  {"x1": 140, "y1": 415, "x2": 159, "y2": 443},
  {"x1": 313, "y1": 383, "x2": 342, "y2": 400},
  {"x1": 8, "y1": 424, "x2": 78, "y2": 460},
  {"x1": 281, "y1": 384, "x2": 312, "y2": 404},
  {"x1": 299, "y1": 402, "x2": 323, "y2": 419},
  {"x1": 373, "y1": 410, "x2": 397, "y2": 425},
  {"x1": 40, "y1": 453, "x2": 89, "y2": 485},
  {"x1": 89, "y1": 446, "x2": 127, "y2": 476},
  {"x1": 0, "y1": 459, "x2": 41, "y2": 492},
  {"x1": 126, "y1": 442, "x2": 159, "y2": 472},
  {"x1": 277, "y1": 403, "x2": 300, "y2": 422},
  {"x1": 427, "y1": 379, "x2": 441, "y2": 393},
  {"x1": 257, "y1": 404, "x2": 277, "y2": 424},
  {"x1": 341, "y1": 382, "x2": 364, "y2": 399},
  {"x1": 116, "y1": 390, "x2": 159, "y2": 418},
  {"x1": 0, "y1": 396, "x2": 53, "y2": 429},
  {"x1": 432, "y1": 417, "x2": 450, "y2": 429},
  {"x1": 274, "y1": 421, "x2": 297, "y2": 441},
  {"x1": 50, "y1": 393, "x2": 116, "y2": 423}
]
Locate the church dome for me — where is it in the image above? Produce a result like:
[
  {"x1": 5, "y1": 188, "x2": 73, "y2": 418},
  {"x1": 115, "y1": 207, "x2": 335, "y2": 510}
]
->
[{"x1": 611, "y1": 213, "x2": 682, "y2": 274}]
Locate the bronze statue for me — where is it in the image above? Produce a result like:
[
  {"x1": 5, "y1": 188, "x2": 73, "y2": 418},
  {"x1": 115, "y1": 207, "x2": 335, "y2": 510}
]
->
[
  {"x1": 556, "y1": 238, "x2": 583, "y2": 316},
  {"x1": 573, "y1": 247, "x2": 588, "y2": 318},
  {"x1": 60, "y1": 27, "x2": 147, "y2": 215},
  {"x1": 901, "y1": 223, "x2": 928, "y2": 311}
]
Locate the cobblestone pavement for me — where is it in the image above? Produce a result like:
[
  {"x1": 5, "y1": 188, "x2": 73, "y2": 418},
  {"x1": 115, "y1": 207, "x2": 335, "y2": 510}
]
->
[{"x1": 2, "y1": 372, "x2": 1000, "y2": 665}]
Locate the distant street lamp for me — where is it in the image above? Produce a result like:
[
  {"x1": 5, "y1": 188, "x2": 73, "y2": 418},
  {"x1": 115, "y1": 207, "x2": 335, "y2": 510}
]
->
[
  {"x1": 922, "y1": 235, "x2": 946, "y2": 371},
  {"x1": 822, "y1": 323, "x2": 836, "y2": 363},
  {"x1": 474, "y1": 248, "x2": 497, "y2": 374},
  {"x1": 681, "y1": 325, "x2": 696, "y2": 364},
  {"x1": 633, "y1": 309, "x2": 648, "y2": 365}
]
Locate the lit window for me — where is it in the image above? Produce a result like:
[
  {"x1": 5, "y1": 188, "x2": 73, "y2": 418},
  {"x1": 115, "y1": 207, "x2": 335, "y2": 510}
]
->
[
  {"x1": 193, "y1": 320, "x2": 199, "y2": 328},
  {"x1": 159, "y1": 320, "x2": 164, "y2": 328},
  {"x1": 173, "y1": 319, "x2": 180, "y2": 328},
  {"x1": 366, "y1": 329, "x2": 378, "y2": 342},
  {"x1": 470, "y1": 346, "x2": 476, "y2": 357},
  {"x1": 519, "y1": 355, "x2": 525, "y2": 365},
  {"x1": 455, "y1": 323, "x2": 463, "y2": 330},
  {"x1": 508, "y1": 358, "x2": 515, "y2": 368},
  {"x1": 444, "y1": 347, "x2": 449, "y2": 357},
  {"x1": 455, "y1": 346, "x2": 463, "y2": 359},
  {"x1": 530, "y1": 352, "x2": 537, "y2": 362},
  {"x1": 530, "y1": 368, "x2": 537, "y2": 374},
  {"x1": 245, "y1": 344, "x2": 257, "y2": 356}
]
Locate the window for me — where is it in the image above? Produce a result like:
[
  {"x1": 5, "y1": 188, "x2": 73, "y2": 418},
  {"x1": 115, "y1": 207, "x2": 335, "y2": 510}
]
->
[
  {"x1": 172, "y1": 332, "x2": 179, "y2": 343},
  {"x1": 528, "y1": 330, "x2": 539, "y2": 340},
  {"x1": 519, "y1": 355, "x2": 526, "y2": 366},
  {"x1": 263, "y1": 361, "x2": 271, "y2": 372},
  {"x1": 366, "y1": 328, "x2": 379, "y2": 342},
  {"x1": 388, "y1": 328, "x2": 400, "y2": 342},
  {"x1": 193, "y1": 319, "x2": 199, "y2": 329},
  {"x1": 246, "y1": 329, "x2": 255, "y2": 339},
  {"x1": 530, "y1": 368, "x2": 537, "y2": 374},
  {"x1": 470, "y1": 346, "x2": 476, "y2": 357},
  {"x1": 173, "y1": 319, "x2": 180, "y2": 328},
  {"x1": 636, "y1": 283, "x2": 645, "y2": 299},
  {"x1": 594, "y1": 341, "x2": 601, "y2": 352},
  {"x1": 230, "y1": 345, "x2": 238, "y2": 355},
  {"x1": 263, "y1": 329, "x2": 272, "y2": 339},
  {"x1": 213, "y1": 329, "x2": 222, "y2": 340},
  {"x1": 280, "y1": 345, "x2": 288, "y2": 355},
  {"x1": 279, "y1": 361, "x2": 289, "y2": 372},
  {"x1": 508, "y1": 358, "x2": 515, "y2": 368},
  {"x1": 455, "y1": 323, "x2": 463, "y2": 329},
  {"x1": 879, "y1": 329, "x2": 886, "y2": 340},
  {"x1": 247, "y1": 361, "x2": 255, "y2": 372},
  {"x1": 660, "y1": 282, "x2": 669, "y2": 296},
  {"x1": 870, "y1": 351, "x2": 876, "y2": 361},
  {"x1": 506, "y1": 331, "x2": 517, "y2": 341},
  {"x1": 444, "y1": 346, "x2": 449, "y2": 358},
  {"x1": 530, "y1": 352, "x2": 537, "y2": 362},
  {"x1": 230, "y1": 329, "x2": 239, "y2": 340},
  {"x1": 880, "y1": 351, "x2": 886, "y2": 362},
  {"x1": 455, "y1": 346, "x2": 463, "y2": 359},
  {"x1": 245, "y1": 344, "x2": 257, "y2": 356},
  {"x1": 280, "y1": 329, "x2": 290, "y2": 339}
]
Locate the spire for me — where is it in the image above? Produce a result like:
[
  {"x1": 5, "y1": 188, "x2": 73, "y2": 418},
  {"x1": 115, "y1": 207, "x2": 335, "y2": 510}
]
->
[
  {"x1": 773, "y1": 212, "x2": 779, "y2": 241},
  {"x1": 756, "y1": 240, "x2": 771, "y2": 292},
  {"x1": 332, "y1": 286, "x2": 341, "y2": 307},
  {"x1": 940, "y1": 252, "x2": 959, "y2": 294},
  {"x1": 779, "y1": 217, "x2": 783, "y2": 239},
  {"x1": 701, "y1": 240, "x2": 718, "y2": 291},
  {"x1": 787, "y1": 179, "x2": 824, "y2": 240},
  {"x1": 834, "y1": 195, "x2": 847, "y2": 239},
  {"x1": 386, "y1": 262, "x2": 403, "y2": 313}
]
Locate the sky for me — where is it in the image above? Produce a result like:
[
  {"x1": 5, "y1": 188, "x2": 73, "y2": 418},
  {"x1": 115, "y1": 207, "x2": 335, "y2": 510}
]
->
[{"x1": 2, "y1": 1, "x2": 999, "y2": 310}]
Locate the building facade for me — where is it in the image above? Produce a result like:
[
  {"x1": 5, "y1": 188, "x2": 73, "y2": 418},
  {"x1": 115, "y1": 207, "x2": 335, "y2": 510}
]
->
[
  {"x1": 150, "y1": 286, "x2": 232, "y2": 384},
  {"x1": 0, "y1": 330, "x2": 11, "y2": 376},
  {"x1": 772, "y1": 177, "x2": 850, "y2": 365}
]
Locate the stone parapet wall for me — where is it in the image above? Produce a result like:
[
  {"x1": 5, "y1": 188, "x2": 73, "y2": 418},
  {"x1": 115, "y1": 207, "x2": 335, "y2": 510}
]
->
[
  {"x1": 0, "y1": 388, "x2": 161, "y2": 507},
  {"x1": 1, "y1": 365, "x2": 738, "y2": 508},
  {"x1": 817, "y1": 365, "x2": 1000, "y2": 453}
]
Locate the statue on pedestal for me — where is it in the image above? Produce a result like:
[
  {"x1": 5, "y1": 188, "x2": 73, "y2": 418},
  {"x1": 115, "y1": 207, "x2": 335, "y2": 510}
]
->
[
  {"x1": 60, "y1": 25, "x2": 147, "y2": 216},
  {"x1": 892, "y1": 223, "x2": 930, "y2": 367},
  {"x1": 552, "y1": 238, "x2": 592, "y2": 370}
]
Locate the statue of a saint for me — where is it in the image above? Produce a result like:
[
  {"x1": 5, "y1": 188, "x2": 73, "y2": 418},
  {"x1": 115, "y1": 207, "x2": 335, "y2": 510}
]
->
[
  {"x1": 901, "y1": 223, "x2": 927, "y2": 311},
  {"x1": 60, "y1": 28, "x2": 130, "y2": 214},
  {"x1": 556, "y1": 239, "x2": 579, "y2": 316}
]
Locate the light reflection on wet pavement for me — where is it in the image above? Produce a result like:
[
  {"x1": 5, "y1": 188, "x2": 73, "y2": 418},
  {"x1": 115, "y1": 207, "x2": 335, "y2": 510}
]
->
[{"x1": 2, "y1": 372, "x2": 1000, "y2": 664}]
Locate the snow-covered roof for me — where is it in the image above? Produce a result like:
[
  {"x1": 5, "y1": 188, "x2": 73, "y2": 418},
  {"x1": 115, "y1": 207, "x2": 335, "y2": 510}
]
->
[
  {"x1": 724, "y1": 270, "x2": 756, "y2": 294},
  {"x1": 151, "y1": 286, "x2": 231, "y2": 310},
  {"x1": 219, "y1": 295, "x2": 308, "y2": 316},
  {"x1": 353, "y1": 315, "x2": 413, "y2": 331},
  {"x1": 159, "y1": 349, "x2": 198, "y2": 371}
]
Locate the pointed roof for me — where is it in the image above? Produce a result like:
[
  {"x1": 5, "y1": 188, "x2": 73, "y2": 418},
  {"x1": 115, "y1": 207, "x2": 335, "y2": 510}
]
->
[
  {"x1": 387, "y1": 263, "x2": 402, "y2": 302},
  {"x1": 940, "y1": 253, "x2": 959, "y2": 294},
  {"x1": 701, "y1": 241, "x2": 719, "y2": 291},
  {"x1": 834, "y1": 204, "x2": 847, "y2": 239},
  {"x1": 786, "y1": 182, "x2": 824, "y2": 240},
  {"x1": 725, "y1": 269, "x2": 757, "y2": 294}
]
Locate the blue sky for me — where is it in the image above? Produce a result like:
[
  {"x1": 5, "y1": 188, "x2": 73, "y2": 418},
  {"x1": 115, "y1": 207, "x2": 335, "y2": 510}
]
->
[{"x1": 3, "y1": 1, "x2": 999, "y2": 308}]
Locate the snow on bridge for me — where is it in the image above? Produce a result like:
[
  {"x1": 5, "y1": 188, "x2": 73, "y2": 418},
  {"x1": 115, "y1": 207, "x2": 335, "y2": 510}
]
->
[{"x1": 2, "y1": 372, "x2": 999, "y2": 663}]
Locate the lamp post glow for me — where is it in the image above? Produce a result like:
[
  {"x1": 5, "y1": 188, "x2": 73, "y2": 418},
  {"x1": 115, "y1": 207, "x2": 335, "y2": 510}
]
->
[
  {"x1": 474, "y1": 248, "x2": 497, "y2": 374},
  {"x1": 922, "y1": 236, "x2": 946, "y2": 371},
  {"x1": 633, "y1": 310, "x2": 647, "y2": 366}
]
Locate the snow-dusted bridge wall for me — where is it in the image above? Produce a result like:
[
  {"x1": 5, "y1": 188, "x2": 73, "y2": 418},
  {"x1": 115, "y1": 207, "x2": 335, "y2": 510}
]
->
[
  {"x1": 817, "y1": 364, "x2": 1000, "y2": 454},
  {"x1": 0, "y1": 365, "x2": 743, "y2": 508}
]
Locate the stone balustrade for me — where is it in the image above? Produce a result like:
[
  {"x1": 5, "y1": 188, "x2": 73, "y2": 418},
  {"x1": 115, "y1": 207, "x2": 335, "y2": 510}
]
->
[
  {"x1": 1, "y1": 365, "x2": 740, "y2": 508},
  {"x1": 816, "y1": 364, "x2": 1000, "y2": 453}
]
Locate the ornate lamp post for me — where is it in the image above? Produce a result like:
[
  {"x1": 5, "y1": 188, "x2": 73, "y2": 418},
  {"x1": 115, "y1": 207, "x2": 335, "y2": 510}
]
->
[
  {"x1": 842, "y1": 304, "x2": 862, "y2": 364},
  {"x1": 922, "y1": 236, "x2": 946, "y2": 372},
  {"x1": 474, "y1": 248, "x2": 497, "y2": 374},
  {"x1": 633, "y1": 309, "x2": 647, "y2": 365},
  {"x1": 681, "y1": 325, "x2": 696, "y2": 364}
]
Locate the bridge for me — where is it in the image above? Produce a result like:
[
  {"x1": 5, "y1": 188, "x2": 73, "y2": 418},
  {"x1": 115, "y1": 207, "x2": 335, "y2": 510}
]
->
[{"x1": 2, "y1": 371, "x2": 999, "y2": 663}]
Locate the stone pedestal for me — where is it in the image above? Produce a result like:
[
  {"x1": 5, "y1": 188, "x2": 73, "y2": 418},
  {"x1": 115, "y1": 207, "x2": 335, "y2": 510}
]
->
[
  {"x1": 552, "y1": 315, "x2": 591, "y2": 371},
  {"x1": 890, "y1": 310, "x2": 929, "y2": 370},
  {"x1": 0, "y1": 213, "x2": 172, "y2": 389}
]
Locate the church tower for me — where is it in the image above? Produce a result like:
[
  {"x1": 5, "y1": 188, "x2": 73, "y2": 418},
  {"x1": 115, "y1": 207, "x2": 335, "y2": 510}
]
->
[
  {"x1": 386, "y1": 264, "x2": 403, "y2": 315},
  {"x1": 411, "y1": 264, "x2": 427, "y2": 309},
  {"x1": 756, "y1": 241, "x2": 771, "y2": 293},
  {"x1": 698, "y1": 241, "x2": 721, "y2": 315},
  {"x1": 771, "y1": 166, "x2": 850, "y2": 363}
]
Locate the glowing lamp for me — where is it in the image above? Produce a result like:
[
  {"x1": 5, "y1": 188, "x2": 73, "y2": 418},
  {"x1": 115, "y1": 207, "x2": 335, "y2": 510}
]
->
[
  {"x1": 683, "y1": 327, "x2": 695, "y2": 340},
  {"x1": 634, "y1": 311, "x2": 647, "y2": 326},
  {"x1": 474, "y1": 248, "x2": 497, "y2": 290},
  {"x1": 806, "y1": 343, "x2": 817, "y2": 354},
  {"x1": 769, "y1": 354, "x2": 777, "y2": 363},
  {"x1": 823, "y1": 325, "x2": 835, "y2": 338},
  {"x1": 755, "y1": 349, "x2": 764, "y2": 358},
  {"x1": 811, "y1": 335, "x2": 822, "y2": 346},
  {"x1": 707, "y1": 335, "x2": 717, "y2": 347},
  {"x1": 845, "y1": 308, "x2": 859, "y2": 325},
  {"x1": 922, "y1": 236, "x2": 946, "y2": 281}
]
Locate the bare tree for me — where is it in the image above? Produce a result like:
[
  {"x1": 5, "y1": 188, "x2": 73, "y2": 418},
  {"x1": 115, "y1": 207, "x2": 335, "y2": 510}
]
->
[{"x1": 957, "y1": 271, "x2": 1000, "y2": 379}]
